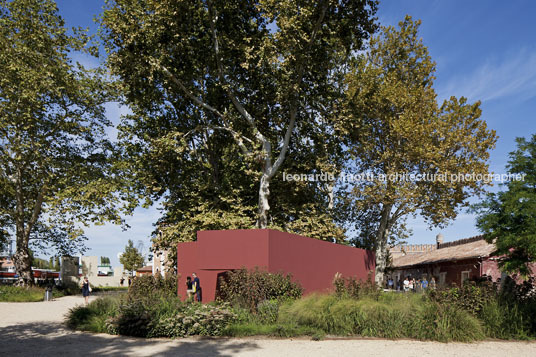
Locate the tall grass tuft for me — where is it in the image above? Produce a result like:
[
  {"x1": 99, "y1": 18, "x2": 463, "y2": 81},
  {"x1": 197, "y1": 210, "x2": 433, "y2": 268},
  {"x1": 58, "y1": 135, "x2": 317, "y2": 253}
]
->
[
  {"x1": 65, "y1": 295, "x2": 122, "y2": 333},
  {"x1": 279, "y1": 293, "x2": 485, "y2": 342}
]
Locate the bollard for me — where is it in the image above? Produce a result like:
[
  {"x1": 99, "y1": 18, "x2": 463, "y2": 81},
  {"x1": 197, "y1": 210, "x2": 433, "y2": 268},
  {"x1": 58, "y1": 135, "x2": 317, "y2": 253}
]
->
[{"x1": 44, "y1": 288, "x2": 53, "y2": 301}]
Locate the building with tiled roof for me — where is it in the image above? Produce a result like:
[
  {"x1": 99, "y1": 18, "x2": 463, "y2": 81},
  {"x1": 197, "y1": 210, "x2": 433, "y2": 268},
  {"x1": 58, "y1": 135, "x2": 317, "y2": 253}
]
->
[{"x1": 387, "y1": 234, "x2": 506, "y2": 288}]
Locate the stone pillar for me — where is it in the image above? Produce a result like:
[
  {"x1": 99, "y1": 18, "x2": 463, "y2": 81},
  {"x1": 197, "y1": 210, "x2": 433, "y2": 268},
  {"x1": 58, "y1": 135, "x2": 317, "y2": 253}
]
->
[{"x1": 61, "y1": 256, "x2": 80, "y2": 288}]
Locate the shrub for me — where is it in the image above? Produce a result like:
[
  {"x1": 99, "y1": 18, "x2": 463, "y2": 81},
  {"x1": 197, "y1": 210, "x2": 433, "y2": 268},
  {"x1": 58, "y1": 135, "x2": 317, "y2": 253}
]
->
[
  {"x1": 427, "y1": 281, "x2": 496, "y2": 315},
  {"x1": 128, "y1": 273, "x2": 178, "y2": 303},
  {"x1": 106, "y1": 301, "x2": 152, "y2": 337},
  {"x1": 333, "y1": 272, "x2": 380, "y2": 300},
  {"x1": 217, "y1": 267, "x2": 302, "y2": 312},
  {"x1": 69, "y1": 293, "x2": 238, "y2": 338},
  {"x1": 148, "y1": 303, "x2": 237, "y2": 338},
  {"x1": 66, "y1": 296, "x2": 122, "y2": 333},
  {"x1": 257, "y1": 299, "x2": 279, "y2": 323}
]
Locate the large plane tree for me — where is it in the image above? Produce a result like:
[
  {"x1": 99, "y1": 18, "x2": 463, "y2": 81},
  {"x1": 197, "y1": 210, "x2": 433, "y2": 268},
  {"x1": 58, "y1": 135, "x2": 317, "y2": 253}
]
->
[
  {"x1": 0, "y1": 0, "x2": 124, "y2": 284},
  {"x1": 100, "y1": 0, "x2": 378, "y2": 246},
  {"x1": 340, "y1": 17, "x2": 498, "y2": 284}
]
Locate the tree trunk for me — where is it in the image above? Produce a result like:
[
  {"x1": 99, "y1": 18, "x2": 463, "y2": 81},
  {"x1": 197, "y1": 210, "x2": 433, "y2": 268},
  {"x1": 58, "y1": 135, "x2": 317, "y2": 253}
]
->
[
  {"x1": 14, "y1": 169, "x2": 34, "y2": 285},
  {"x1": 374, "y1": 204, "x2": 393, "y2": 286},
  {"x1": 13, "y1": 244, "x2": 33, "y2": 286},
  {"x1": 256, "y1": 173, "x2": 270, "y2": 229}
]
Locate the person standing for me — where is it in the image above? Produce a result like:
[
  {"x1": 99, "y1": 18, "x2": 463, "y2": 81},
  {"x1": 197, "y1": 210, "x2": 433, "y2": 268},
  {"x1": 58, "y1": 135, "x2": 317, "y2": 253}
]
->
[
  {"x1": 430, "y1": 277, "x2": 436, "y2": 290},
  {"x1": 192, "y1": 272, "x2": 202, "y2": 302},
  {"x1": 388, "y1": 278, "x2": 394, "y2": 291},
  {"x1": 421, "y1": 277, "x2": 429, "y2": 291},
  {"x1": 186, "y1": 276, "x2": 194, "y2": 302},
  {"x1": 80, "y1": 276, "x2": 91, "y2": 305},
  {"x1": 403, "y1": 277, "x2": 410, "y2": 292}
]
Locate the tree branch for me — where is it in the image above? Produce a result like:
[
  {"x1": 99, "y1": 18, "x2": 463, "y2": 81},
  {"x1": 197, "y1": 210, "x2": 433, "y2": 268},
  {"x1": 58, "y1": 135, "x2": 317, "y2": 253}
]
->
[
  {"x1": 208, "y1": 125, "x2": 252, "y2": 155},
  {"x1": 207, "y1": 0, "x2": 266, "y2": 146},
  {"x1": 152, "y1": 59, "x2": 225, "y2": 119},
  {"x1": 270, "y1": 1, "x2": 329, "y2": 177}
]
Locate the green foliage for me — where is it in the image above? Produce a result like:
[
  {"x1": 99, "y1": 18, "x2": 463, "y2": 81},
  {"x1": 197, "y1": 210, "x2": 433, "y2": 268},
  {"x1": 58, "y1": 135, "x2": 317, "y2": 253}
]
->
[
  {"x1": 127, "y1": 273, "x2": 177, "y2": 302},
  {"x1": 66, "y1": 272, "x2": 238, "y2": 338},
  {"x1": 333, "y1": 272, "x2": 380, "y2": 300},
  {"x1": 0, "y1": 285, "x2": 45, "y2": 302},
  {"x1": 217, "y1": 267, "x2": 302, "y2": 312},
  {"x1": 222, "y1": 321, "x2": 322, "y2": 338},
  {"x1": 256, "y1": 299, "x2": 280, "y2": 324},
  {"x1": 67, "y1": 287, "x2": 237, "y2": 338},
  {"x1": 100, "y1": 256, "x2": 111, "y2": 265},
  {"x1": 427, "y1": 282, "x2": 496, "y2": 315},
  {"x1": 119, "y1": 240, "x2": 145, "y2": 274},
  {"x1": 480, "y1": 299, "x2": 532, "y2": 340},
  {"x1": 279, "y1": 293, "x2": 484, "y2": 342},
  {"x1": 66, "y1": 296, "x2": 122, "y2": 333},
  {"x1": 148, "y1": 303, "x2": 237, "y2": 338},
  {"x1": 106, "y1": 300, "x2": 152, "y2": 337},
  {"x1": 340, "y1": 16, "x2": 497, "y2": 282},
  {"x1": 32, "y1": 257, "x2": 54, "y2": 270},
  {"x1": 428, "y1": 278, "x2": 536, "y2": 339},
  {"x1": 90, "y1": 286, "x2": 129, "y2": 293},
  {"x1": 100, "y1": 0, "x2": 378, "y2": 250},
  {"x1": 474, "y1": 134, "x2": 536, "y2": 276},
  {"x1": 419, "y1": 302, "x2": 485, "y2": 342},
  {"x1": 66, "y1": 277, "x2": 536, "y2": 341},
  {"x1": 0, "y1": 0, "x2": 126, "y2": 283}
]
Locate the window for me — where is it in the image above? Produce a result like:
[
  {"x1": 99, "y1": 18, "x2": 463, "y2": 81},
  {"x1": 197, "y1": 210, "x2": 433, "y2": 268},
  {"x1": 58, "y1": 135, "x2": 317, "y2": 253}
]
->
[
  {"x1": 439, "y1": 272, "x2": 446, "y2": 286},
  {"x1": 461, "y1": 271, "x2": 470, "y2": 285}
]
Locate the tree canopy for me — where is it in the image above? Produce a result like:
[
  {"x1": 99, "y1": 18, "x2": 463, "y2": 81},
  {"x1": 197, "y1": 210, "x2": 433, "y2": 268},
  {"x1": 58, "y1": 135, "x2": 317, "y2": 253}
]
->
[
  {"x1": 120, "y1": 239, "x2": 145, "y2": 275},
  {"x1": 474, "y1": 135, "x2": 536, "y2": 276},
  {"x1": 0, "y1": 0, "x2": 125, "y2": 284},
  {"x1": 100, "y1": 0, "x2": 378, "y2": 252},
  {"x1": 339, "y1": 17, "x2": 497, "y2": 283}
]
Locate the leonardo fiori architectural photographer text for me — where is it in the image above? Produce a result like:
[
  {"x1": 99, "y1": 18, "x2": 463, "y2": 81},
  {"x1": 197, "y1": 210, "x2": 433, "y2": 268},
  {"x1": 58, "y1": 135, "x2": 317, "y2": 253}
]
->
[{"x1": 282, "y1": 172, "x2": 526, "y2": 183}]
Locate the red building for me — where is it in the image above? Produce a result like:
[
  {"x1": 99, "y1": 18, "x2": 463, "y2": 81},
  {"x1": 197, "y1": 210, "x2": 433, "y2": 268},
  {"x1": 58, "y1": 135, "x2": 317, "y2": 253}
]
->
[
  {"x1": 136, "y1": 265, "x2": 153, "y2": 277},
  {"x1": 177, "y1": 229, "x2": 375, "y2": 302},
  {"x1": 390, "y1": 235, "x2": 536, "y2": 287}
]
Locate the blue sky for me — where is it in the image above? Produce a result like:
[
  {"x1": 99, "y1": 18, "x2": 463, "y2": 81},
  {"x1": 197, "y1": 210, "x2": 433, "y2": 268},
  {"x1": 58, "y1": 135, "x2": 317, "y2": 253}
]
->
[{"x1": 49, "y1": 0, "x2": 536, "y2": 266}]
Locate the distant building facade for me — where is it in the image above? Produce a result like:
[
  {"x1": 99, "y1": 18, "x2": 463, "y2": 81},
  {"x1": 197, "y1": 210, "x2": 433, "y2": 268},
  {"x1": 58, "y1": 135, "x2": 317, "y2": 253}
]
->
[
  {"x1": 388, "y1": 234, "x2": 536, "y2": 288},
  {"x1": 136, "y1": 265, "x2": 153, "y2": 277},
  {"x1": 151, "y1": 238, "x2": 173, "y2": 277},
  {"x1": 80, "y1": 256, "x2": 126, "y2": 287}
]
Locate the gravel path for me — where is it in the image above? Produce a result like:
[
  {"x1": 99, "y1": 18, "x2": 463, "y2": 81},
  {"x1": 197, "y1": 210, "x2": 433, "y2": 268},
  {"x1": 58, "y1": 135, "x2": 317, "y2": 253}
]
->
[{"x1": 1, "y1": 296, "x2": 535, "y2": 356}]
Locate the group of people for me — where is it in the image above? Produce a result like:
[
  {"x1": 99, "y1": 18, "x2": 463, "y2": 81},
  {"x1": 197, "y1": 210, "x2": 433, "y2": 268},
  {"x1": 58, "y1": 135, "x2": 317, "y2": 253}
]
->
[
  {"x1": 79, "y1": 272, "x2": 203, "y2": 305},
  {"x1": 386, "y1": 276, "x2": 437, "y2": 292},
  {"x1": 185, "y1": 272, "x2": 202, "y2": 302}
]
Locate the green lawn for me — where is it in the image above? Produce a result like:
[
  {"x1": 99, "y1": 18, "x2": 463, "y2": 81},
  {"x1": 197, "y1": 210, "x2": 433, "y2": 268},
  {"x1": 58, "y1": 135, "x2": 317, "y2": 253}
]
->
[{"x1": 0, "y1": 285, "x2": 66, "y2": 302}]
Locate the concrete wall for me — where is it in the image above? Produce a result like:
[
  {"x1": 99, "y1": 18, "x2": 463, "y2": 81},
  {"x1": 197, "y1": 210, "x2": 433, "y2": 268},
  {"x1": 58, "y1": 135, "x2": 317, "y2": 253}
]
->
[
  {"x1": 61, "y1": 256, "x2": 80, "y2": 288},
  {"x1": 177, "y1": 229, "x2": 375, "y2": 302},
  {"x1": 80, "y1": 256, "x2": 126, "y2": 287}
]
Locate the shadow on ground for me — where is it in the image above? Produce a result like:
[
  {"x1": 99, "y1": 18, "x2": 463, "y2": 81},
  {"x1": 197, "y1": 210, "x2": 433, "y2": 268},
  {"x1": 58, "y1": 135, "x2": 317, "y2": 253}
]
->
[{"x1": 0, "y1": 322, "x2": 259, "y2": 356}]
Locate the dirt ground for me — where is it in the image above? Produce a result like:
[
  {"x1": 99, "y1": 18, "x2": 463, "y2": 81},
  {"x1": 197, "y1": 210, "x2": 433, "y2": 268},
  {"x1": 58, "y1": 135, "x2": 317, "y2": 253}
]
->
[{"x1": 1, "y1": 296, "x2": 535, "y2": 356}]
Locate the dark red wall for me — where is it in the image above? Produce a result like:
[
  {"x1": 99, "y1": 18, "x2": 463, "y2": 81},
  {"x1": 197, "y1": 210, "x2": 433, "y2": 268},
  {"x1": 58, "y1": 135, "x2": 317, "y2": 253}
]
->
[{"x1": 177, "y1": 229, "x2": 375, "y2": 302}]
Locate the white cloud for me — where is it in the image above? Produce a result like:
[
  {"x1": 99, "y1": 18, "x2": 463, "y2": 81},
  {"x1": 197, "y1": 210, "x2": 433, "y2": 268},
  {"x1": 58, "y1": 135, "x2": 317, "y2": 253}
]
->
[{"x1": 438, "y1": 48, "x2": 536, "y2": 103}]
